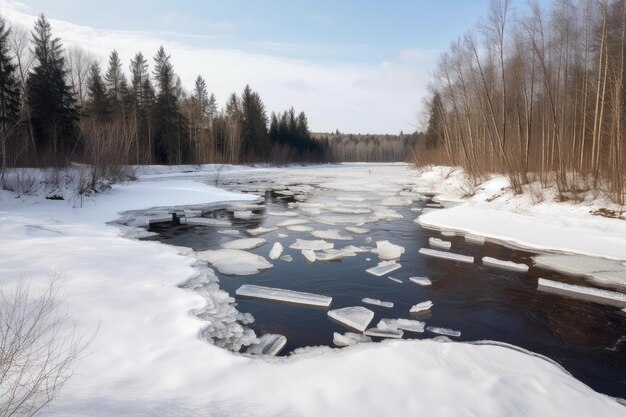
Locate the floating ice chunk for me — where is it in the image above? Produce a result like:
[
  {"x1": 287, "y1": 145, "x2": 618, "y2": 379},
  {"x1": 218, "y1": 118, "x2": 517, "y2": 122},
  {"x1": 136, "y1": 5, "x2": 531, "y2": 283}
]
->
[
  {"x1": 269, "y1": 242, "x2": 283, "y2": 260},
  {"x1": 280, "y1": 254, "x2": 293, "y2": 262},
  {"x1": 396, "y1": 318, "x2": 426, "y2": 333},
  {"x1": 429, "y1": 237, "x2": 451, "y2": 250},
  {"x1": 328, "y1": 306, "x2": 374, "y2": 332},
  {"x1": 482, "y1": 257, "x2": 529, "y2": 272},
  {"x1": 247, "y1": 226, "x2": 278, "y2": 236},
  {"x1": 217, "y1": 229, "x2": 241, "y2": 236},
  {"x1": 287, "y1": 225, "x2": 314, "y2": 232},
  {"x1": 345, "y1": 226, "x2": 369, "y2": 235},
  {"x1": 246, "y1": 334, "x2": 287, "y2": 356},
  {"x1": 236, "y1": 284, "x2": 332, "y2": 307},
  {"x1": 333, "y1": 332, "x2": 372, "y2": 347},
  {"x1": 148, "y1": 214, "x2": 174, "y2": 225},
  {"x1": 290, "y1": 239, "x2": 334, "y2": 251},
  {"x1": 371, "y1": 208, "x2": 403, "y2": 221},
  {"x1": 328, "y1": 207, "x2": 371, "y2": 214},
  {"x1": 465, "y1": 234, "x2": 485, "y2": 245},
  {"x1": 381, "y1": 197, "x2": 412, "y2": 207},
  {"x1": 366, "y1": 257, "x2": 372, "y2": 262},
  {"x1": 537, "y1": 278, "x2": 626, "y2": 308},
  {"x1": 336, "y1": 195, "x2": 366, "y2": 202},
  {"x1": 376, "y1": 318, "x2": 399, "y2": 331},
  {"x1": 364, "y1": 328, "x2": 404, "y2": 339},
  {"x1": 387, "y1": 276, "x2": 403, "y2": 284},
  {"x1": 277, "y1": 233, "x2": 288, "y2": 238},
  {"x1": 419, "y1": 248, "x2": 474, "y2": 264},
  {"x1": 301, "y1": 249, "x2": 316, "y2": 263},
  {"x1": 311, "y1": 229, "x2": 353, "y2": 241},
  {"x1": 315, "y1": 215, "x2": 369, "y2": 225},
  {"x1": 365, "y1": 237, "x2": 373, "y2": 243},
  {"x1": 410, "y1": 300, "x2": 433, "y2": 313},
  {"x1": 277, "y1": 218, "x2": 310, "y2": 227},
  {"x1": 274, "y1": 189, "x2": 294, "y2": 196},
  {"x1": 221, "y1": 238, "x2": 266, "y2": 251},
  {"x1": 186, "y1": 217, "x2": 231, "y2": 227},
  {"x1": 427, "y1": 326, "x2": 461, "y2": 337},
  {"x1": 196, "y1": 249, "x2": 273, "y2": 275},
  {"x1": 268, "y1": 211, "x2": 299, "y2": 217},
  {"x1": 233, "y1": 210, "x2": 254, "y2": 219},
  {"x1": 409, "y1": 276, "x2": 432, "y2": 286},
  {"x1": 316, "y1": 249, "x2": 357, "y2": 261},
  {"x1": 441, "y1": 231, "x2": 457, "y2": 237},
  {"x1": 374, "y1": 240, "x2": 405, "y2": 260},
  {"x1": 362, "y1": 298, "x2": 394, "y2": 308},
  {"x1": 366, "y1": 261, "x2": 401, "y2": 276},
  {"x1": 432, "y1": 336, "x2": 453, "y2": 342},
  {"x1": 533, "y1": 254, "x2": 626, "y2": 288},
  {"x1": 342, "y1": 245, "x2": 371, "y2": 253},
  {"x1": 299, "y1": 208, "x2": 322, "y2": 216}
]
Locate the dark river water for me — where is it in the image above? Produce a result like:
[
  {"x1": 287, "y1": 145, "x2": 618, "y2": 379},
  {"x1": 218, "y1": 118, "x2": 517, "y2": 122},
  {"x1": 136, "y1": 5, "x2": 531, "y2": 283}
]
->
[{"x1": 142, "y1": 178, "x2": 626, "y2": 400}]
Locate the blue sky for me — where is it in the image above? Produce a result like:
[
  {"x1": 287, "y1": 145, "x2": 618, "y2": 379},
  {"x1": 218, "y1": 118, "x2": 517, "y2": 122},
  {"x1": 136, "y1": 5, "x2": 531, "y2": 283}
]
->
[{"x1": 2, "y1": 0, "x2": 507, "y2": 133}]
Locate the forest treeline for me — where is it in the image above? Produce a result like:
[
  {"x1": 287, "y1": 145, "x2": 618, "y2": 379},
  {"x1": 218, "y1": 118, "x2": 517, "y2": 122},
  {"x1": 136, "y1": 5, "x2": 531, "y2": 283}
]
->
[
  {"x1": 420, "y1": 0, "x2": 626, "y2": 204},
  {"x1": 315, "y1": 131, "x2": 418, "y2": 162}
]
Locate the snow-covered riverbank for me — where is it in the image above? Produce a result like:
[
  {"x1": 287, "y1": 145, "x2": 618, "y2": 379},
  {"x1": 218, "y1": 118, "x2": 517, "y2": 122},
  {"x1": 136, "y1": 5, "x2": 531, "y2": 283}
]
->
[{"x1": 0, "y1": 164, "x2": 624, "y2": 416}]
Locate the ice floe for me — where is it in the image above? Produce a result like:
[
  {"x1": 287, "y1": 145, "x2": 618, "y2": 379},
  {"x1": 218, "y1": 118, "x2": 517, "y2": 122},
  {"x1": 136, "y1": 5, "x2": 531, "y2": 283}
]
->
[
  {"x1": 221, "y1": 238, "x2": 266, "y2": 250},
  {"x1": 246, "y1": 226, "x2": 278, "y2": 236},
  {"x1": 427, "y1": 326, "x2": 461, "y2": 337},
  {"x1": 217, "y1": 229, "x2": 241, "y2": 236},
  {"x1": 342, "y1": 245, "x2": 371, "y2": 253},
  {"x1": 345, "y1": 226, "x2": 369, "y2": 234},
  {"x1": 311, "y1": 229, "x2": 353, "y2": 241},
  {"x1": 362, "y1": 298, "x2": 394, "y2": 308},
  {"x1": 196, "y1": 249, "x2": 273, "y2": 275},
  {"x1": 364, "y1": 328, "x2": 404, "y2": 339},
  {"x1": 465, "y1": 234, "x2": 485, "y2": 245},
  {"x1": 269, "y1": 242, "x2": 283, "y2": 260},
  {"x1": 409, "y1": 277, "x2": 432, "y2": 286},
  {"x1": 277, "y1": 218, "x2": 310, "y2": 227},
  {"x1": 371, "y1": 208, "x2": 404, "y2": 221},
  {"x1": 287, "y1": 225, "x2": 314, "y2": 232},
  {"x1": 533, "y1": 254, "x2": 626, "y2": 288},
  {"x1": 410, "y1": 300, "x2": 433, "y2": 313},
  {"x1": 419, "y1": 248, "x2": 474, "y2": 264},
  {"x1": 233, "y1": 210, "x2": 254, "y2": 219},
  {"x1": 186, "y1": 217, "x2": 231, "y2": 227},
  {"x1": 429, "y1": 237, "x2": 451, "y2": 250},
  {"x1": 235, "y1": 284, "x2": 332, "y2": 307},
  {"x1": 374, "y1": 240, "x2": 405, "y2": 260},
  {"x1": 277, "y1": 233, "x2": 288, "y2": 238},
  {"x1": 381, "y1": 197, "x2": 412, "y2": 207},
  {"x1": 336, "y1": 195, "x2": 366, "y2": 202},
  {"x1": 245, "y1": 334, "x2": 287, "y2": 356},
  {"x1": 387, "y1": 276, "x2": 403, "y2": 284},
  {"x1": 333, "y1": 332, "x2": 372, "y2": 347},
  {"x1": 316, "y1": 249, "x2": 357, "y2": 261},
  {"x1": 328, "y1": 207, "x2": 371, "y2": 214},
  {"x1": 290, "y1": 239, "x2": 334, "y2": 251},
  {"x1": 482, "y1": 257, "x2": 529, "y2": 272},
  {"x1": 280, "y1": 254, "x2": 293, "y2": 262},
  {"x1": 366, "y1": 261, "x2": 402, "y2": 276},
  {"x1": 327, "y1": 306, "x2": 375, "y2": 332},
  {"x1": 376, "y1": 318, "x2": 425, "y2": 333},
  {"x1": 301, "y1": 249, "x2": 316, "y2": 263},
  {"x1": 537, "y1": 278, "x2": 626, "y2": 308},
  {"x1": 268, "y1": 211, "x2": 299, "y2": 217}
]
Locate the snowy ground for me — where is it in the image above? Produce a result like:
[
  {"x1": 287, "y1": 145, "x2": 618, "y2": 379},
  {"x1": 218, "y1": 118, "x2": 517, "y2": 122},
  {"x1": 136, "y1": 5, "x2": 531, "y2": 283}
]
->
[{"x1": 0, "y1": 163, "x2": 624, "y2": 416}]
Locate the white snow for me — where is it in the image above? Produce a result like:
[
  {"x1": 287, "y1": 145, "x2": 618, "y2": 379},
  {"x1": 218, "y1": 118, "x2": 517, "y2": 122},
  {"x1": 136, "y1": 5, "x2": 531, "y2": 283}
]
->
[
  {"x1": 333, "y1": 332, "x2": 372, "y2": 347},
  {"x1": 196, "y1": 249, "x2": 273, "y2": 275},
  {"x1": 311, "y1": 229, "x2": 353, "y2": 241},
  {"x1": 235, "y1": 284, "x2": 332, "y2": 307},
  {"x1": 364, "y1": 328, "x2": 404, "y2": 339},
  {"x1": 374, "y1": 240, "x2": 405, "y2": 260},
  {"x1": 419, "y1": 248, "x2": 475, "y2": 264},
  {"x1": 429, "y1": 237, "x2": 452, "y2": 250},
  {"x1": 482, "y1": 257, "x2": 530, "y2": 272},
  {"x1": 427, "y1": 327, "x2": 462, "y2": 337},
  {"x1": 345, "y1": 226, "x2": 369, "y2": 234},
  {"x1": 327, "y1": 306, "x2": 375, "y2": 332},
  {"x1": 362, "y1": 298, "x2": 394, "y2": 308},
  {"x1": 268, "y1": 242, "x2": 283, "y2": 260},
  {"x1": 246, "y1": 226, "x2": 278, "y2": 236},
  {"x1": 537, "y1": 278, "x2": 626, "y2": 308},
  {"x1": 290, "y1": 239, "x2": 334, "y2": 251},
  {"x1": 245, "y1": 334, "x2": 287, "y2": 356},
  {"x1": 277, "y1": 218, "x2": 310, "y2": 227},
  {"x1": 221, "y1": 238, "x2": 266, "y2": 250},
  {"x1": 301, "y1": 249, "x2": 317, "y2": 263},
  {"x1": 410, "y1": 277, "x2": 432, "y2": 286},
  {"x1": 286, "y1": 225, "x2": 314, "y2": 232},
  {"x1": 410, "y1": 301, "x2": 433, "y2": 313},
  {"x1": 366, "y1": 261, "x2": 402, "y2": 276}
]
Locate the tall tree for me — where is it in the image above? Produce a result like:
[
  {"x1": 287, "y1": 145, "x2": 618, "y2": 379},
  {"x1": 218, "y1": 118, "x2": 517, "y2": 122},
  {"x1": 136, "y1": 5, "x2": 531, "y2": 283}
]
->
[
  {"x1": 425, "y1": 92, "x2": 444, "y2": 149},
  {"x1": 104, "y1": 50, "x2": 128, "y2": 113},
  {"x1": 240, "y1": 84, "x2": 269, "y2": 159},
  {"x1": 26, "y1": 14, "x2": 78, "y2": 165},
  {"x1": 0, "y1": 15, "x2": 20, "y2": 170},
  {"x1": 86, "y1": 62, "x2": 110, "y2": 121}
]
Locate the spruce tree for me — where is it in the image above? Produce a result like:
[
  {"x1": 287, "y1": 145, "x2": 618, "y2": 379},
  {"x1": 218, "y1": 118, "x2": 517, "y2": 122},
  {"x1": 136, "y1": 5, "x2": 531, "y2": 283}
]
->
[
  {"x1": 0, "y1": 15, "x2": 20, "y2": 169},
  {"x1": 207, "y1": 93, "x2": 217, "y2": 121},
  {"x1": 240, "y1": 84, "x2": 268, "y2": 159},
  {"x1": 425, "y1": 92, "x2": 444, "y2": 149},
  {"x1": 27, "y1": 14, "x2": 78, "y2": 163},
  {"x1": 86, "y1": 63, "x2": 110, "y2": 121}
]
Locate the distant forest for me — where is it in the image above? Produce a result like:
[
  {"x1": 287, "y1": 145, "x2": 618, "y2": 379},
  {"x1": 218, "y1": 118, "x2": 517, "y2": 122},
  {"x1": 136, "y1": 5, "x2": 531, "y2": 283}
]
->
[{"x1": 0, "y1": 13, "x2": 414, "y2": 184}]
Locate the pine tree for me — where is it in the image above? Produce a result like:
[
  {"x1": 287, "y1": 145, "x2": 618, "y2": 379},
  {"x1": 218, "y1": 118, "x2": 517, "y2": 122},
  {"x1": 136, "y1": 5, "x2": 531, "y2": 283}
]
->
[
  {"x1": 425, "y1": 92, "x2": 444, "y2": 149},
  {"x1": 194, "y1": 75, "x2": 208, "y2": 124},
  {"x1": 240, "y1": 84, "x2": 269, "y2": 159},
  {"x1": 26, "y1": 14, "x2": 78, "y2": 164},
  {"x1": 0, "y1": 15, "x2": 20, "y2": 169},
  {"x1": 207, "y1": 93, "x2": 217, "y2": 121},
  {"x1": 86, "y1": 62, "x2": 110, "y2": 121}
]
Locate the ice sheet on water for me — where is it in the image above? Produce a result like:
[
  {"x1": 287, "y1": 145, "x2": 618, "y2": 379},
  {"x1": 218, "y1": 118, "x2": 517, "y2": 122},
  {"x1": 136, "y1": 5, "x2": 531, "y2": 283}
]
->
[
  {"x1": 221, "y1": 238, "x2": 266, "y2": 250},
  {"x1": 333, "y1": 332, "x2": 372, "y2": 347},
  {"x1": 274, "y1": 189, "x2": 295, "y2": 196},
  {"x1": 277, "y1": 218, "x2": 310, "y2": 227},
  {"x1": 371, "y1": 208, "x2": 403, "y2": 221},
  {"x1": 336, "y1": 195, "x2": 366, "y2": 202},
  {"x1": 311, "y1": 229, "x2": 353, "y2": 241},
  {"x1": 419, "y1": 248, "x2": 474, "y2": 264},
  {"x1": 380, "y1": 197, "x2": 413, "y2": 207},
  {"x1": 277, "y1": 233, "x2": 288, "y2": 238},
  {"x1": 327, "y1": 306, "x2": 375, "y2": 332},
  {"x1": 217, "y1": 229, "x2": 241, "y2": 236},
  {"x1": 269, "y1": 242, "x2": 283, "y2": 260},
  {"x1": 316, "y1": 249, "x2": 357, "y2": 261},
  {"x1": 409, "y1": 277, "x2": 432, "y2": 286},
  {"x1": 345, "y1": 226, "x2": 369, "y2": 235},
  {"x1": 268, "y1": 210, "x2": 299, "y2": 217},
  {"x1": 247, "y1": 226, "x2": 278, "y2": 236},
  {"x1": 315, "y1": 214, "x2": 370, "y2": 225},
  {"x1": 366, "y1": 261, "x2": 401, "y2": 276},
  {"x1": 280, "y1": 254, "x2": 293, "y2": 262},
  {"x1": 290, "y1": 239, "x2": 334, "y2": 251},
  {"x1": 186, "y1": 217, "x2": 231, "y2": 227},
  {"x1": 387, "y1": 276, "x2": 403, "y2": 284},
  {"x1": 196, "y1": 249, "x2": 273, "y2": 276},
  {"x1": 287, "y1": 225, "x2": 314, "y2": 232},
  {"x1": 364, "y1": 328, "x2": 404, "y2": 339},
  {"x1": 427, "y1": 326, "x2": 461, "y2": 337},
  {"x1": 374, "y1": 240, "x2": 405, "y2": 260},
  {"x1": 362, "y1": 298, "x2": 394, "y2": 308},
  {"x1": 328, "y1": 207, "x2": 372, "y2": 214},
  {"x1": 410, "y1": 300, "x2": 433, "y2": 313},
  {"x1": 533, "y1": 254, "x2": 626, "y2": 288},
  {"x1": 537, "y1": 278, "x2": 626, "y2": 308},
  {"x1": 441, "y1": 231, "x2": 457, "y2": 237},
  {"x1": 342, "y1": 245, "x2": 371, "y2": 253},
  {"x1": 482, "y1": 257, "x2": 529, "y2": 272},
  {"x1": 376, "y1": 318, "x2": 425, "y2": 333},
  {"x1": 301, "y1": 249, "x2": 316, "y2": 263},
  {"x1": 233, "y1": 210, "x2": 254, "y2": 220},
  {"x1": 236, "y1": 284, "x2": 332, "y2": 307},
  {"x1": 465, "y1": 234, "x2": 485, "y2": 245},
  {"x1": 245, "y1": 334, "x2": 287, "y2": 356},
  {"x1": 429, "y1": 237, "x2": 451, "y2": 250}
]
